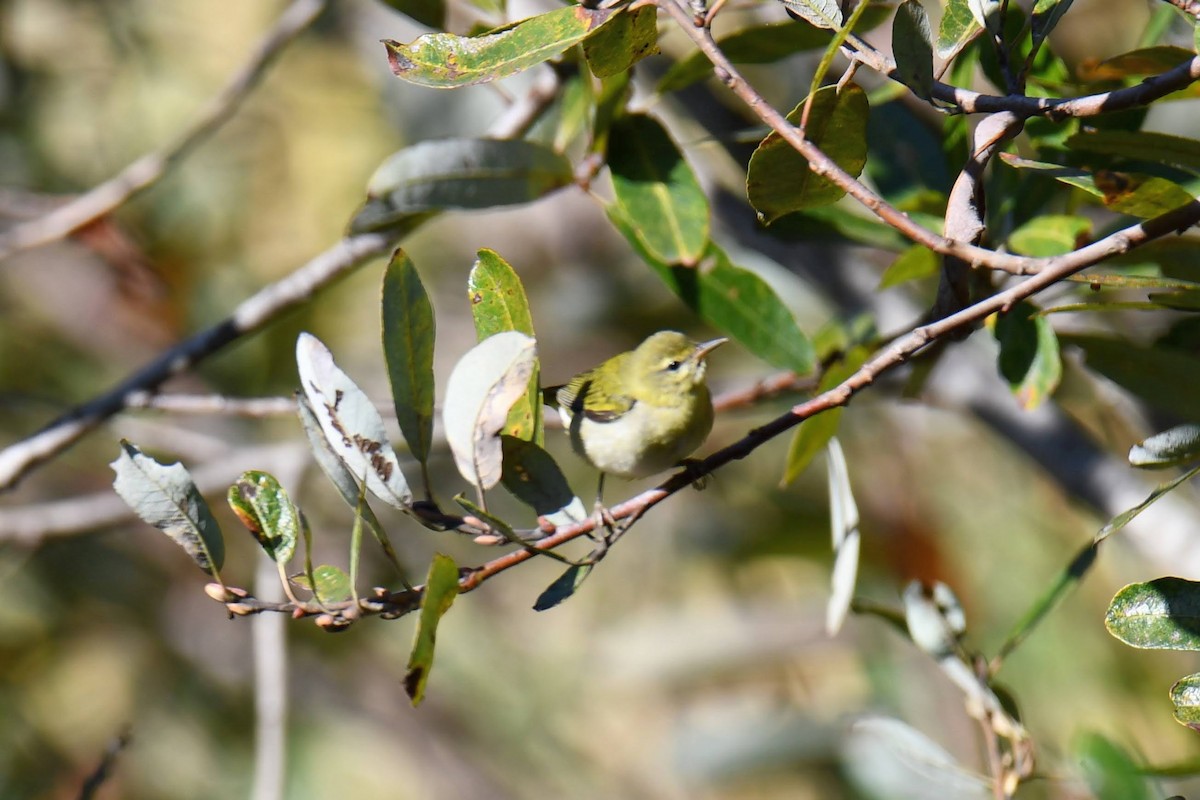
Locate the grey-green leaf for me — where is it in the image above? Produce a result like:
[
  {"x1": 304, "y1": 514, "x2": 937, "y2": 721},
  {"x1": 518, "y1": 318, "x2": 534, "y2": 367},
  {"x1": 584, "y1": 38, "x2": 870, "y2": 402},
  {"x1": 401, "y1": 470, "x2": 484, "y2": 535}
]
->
[
  {"x1": 443, "y1": 331, "x2": 538, "y2": 490},
  {"x1": 842, "y1": 716, "x2": 992, "y2": 800},
  {"x1": 353, "y1": 139, "x2": 573, "y2": 232},
  {"x1": 228, "y1": 471, "x2": 299, "y2": 564},
  {"x1": 1105, "y1": 577, "x2": 1200, "y2": 650},
  {"x1": 533, "y1": 564, "x2": 594, "y2": 611},
  {"x1": 500, "y1": 436, "x2": 587, "y2": 527},
  {"x1": 296, "y1": 333, "x2": 413, "y2": 509},
  {"x1": 892, "y1": 0, "x2": 934, "y2": 100},
  {"x1": 111, "y1": 441, "x2": 224, "y2": 576},
  {"x1": 382, "y1": 249, "x2": 436, "y2": 473},
  {"x1": 607, "y1": 113, "x2": 710, "y2": 266},
  {"x1": 1129, "y1": 423, "x2": 1200, "y2": 468}
]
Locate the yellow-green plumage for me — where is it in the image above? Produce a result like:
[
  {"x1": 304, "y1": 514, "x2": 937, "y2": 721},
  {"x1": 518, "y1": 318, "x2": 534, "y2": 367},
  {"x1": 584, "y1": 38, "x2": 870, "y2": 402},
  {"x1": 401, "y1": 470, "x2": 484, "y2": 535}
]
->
[{"x1": 548, "y1": 331, "x2": 726, "y2": 480}]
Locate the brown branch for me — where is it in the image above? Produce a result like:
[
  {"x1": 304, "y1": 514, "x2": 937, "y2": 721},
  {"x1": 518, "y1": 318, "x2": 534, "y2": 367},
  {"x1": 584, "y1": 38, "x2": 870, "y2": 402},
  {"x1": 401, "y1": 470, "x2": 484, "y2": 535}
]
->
[
  {"x1": 0, "y1": 0, "x2": 329, "y2": 263},
  {"x1": 0, "y1": 233, "x2": 395, "y2": 492}
]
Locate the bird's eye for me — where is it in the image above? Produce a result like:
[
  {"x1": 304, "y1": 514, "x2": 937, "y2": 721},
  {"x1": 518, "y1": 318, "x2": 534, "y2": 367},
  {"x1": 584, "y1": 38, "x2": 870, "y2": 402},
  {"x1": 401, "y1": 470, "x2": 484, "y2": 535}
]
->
[{"x1": 666, "y1": 360, "x2": 682, "y2": 371}]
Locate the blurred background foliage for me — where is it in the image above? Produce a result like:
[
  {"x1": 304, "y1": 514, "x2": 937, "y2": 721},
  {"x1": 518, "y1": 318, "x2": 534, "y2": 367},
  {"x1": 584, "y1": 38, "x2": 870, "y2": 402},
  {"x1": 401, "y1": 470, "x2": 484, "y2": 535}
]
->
[{"x1": 2, "y1": 0, "x2": 1200, "y2": 797}]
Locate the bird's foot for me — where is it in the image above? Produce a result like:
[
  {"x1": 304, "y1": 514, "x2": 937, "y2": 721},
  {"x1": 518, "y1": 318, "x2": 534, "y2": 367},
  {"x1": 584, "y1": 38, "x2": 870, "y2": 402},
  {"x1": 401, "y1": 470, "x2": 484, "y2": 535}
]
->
[{"x1": 677, "y1": 457, "x2": 711, "y2": 490}]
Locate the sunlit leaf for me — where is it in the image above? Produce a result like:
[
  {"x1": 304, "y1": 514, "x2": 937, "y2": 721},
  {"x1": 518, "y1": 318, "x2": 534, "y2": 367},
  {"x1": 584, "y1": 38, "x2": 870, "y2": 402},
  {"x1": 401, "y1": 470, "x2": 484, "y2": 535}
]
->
[
  {"x1": 582, "y1": 6, "x2": 658, "y2": 78},
  {"x1": 468, "y1": 250, "x2": 541, "y2": 445},
  {"x1": 993, "y1": 301, "x2": 1061, "y2": 410},
  {"x1": 892, "y1": 0, "x2": 934, "y2": 100},
  {"x1": 404, "y1": 554, "x2": 460, "y2": 705},
  {"x1": 296, "y1": 333, "x2": 413, "y2": 509},
  {"x1": 228, "y1": 471, "x2": 298, "y2": 564},
  {"x1": 1129, "y1": 423, "x2": 1200, "y2": 468},
  {"x1": 1031, "y1": 0, "x2": 1074, "y2": 45},
  {"x1": 936, "y1": 0, "x2": 982, "y2": 59},
  {"x1": 778, "y1": 0, "x2": 843, "y2": 29},
  {"x1": 1106, "y1": 577, "x2": 1200, "y2": 650},
  {"x1": 291, "y1": 564, "x2": 353, "y2": 603},
  {"x1": 382, "y1": 249, "x2": 436, "y2": 475},
  {"x1": 111, "y1": 442, "x2": 224, "y2": 577},
  {"x1": 443, "y1": 331, "x2": 538, "y2": 490},
  {"x1": 747, "y1": 83, "x2": 870, "y2": 220},
  {"x1": 1092, "y1": 170, "x2": 1197, "y2": 218},
  {"x1": 782, "y1": 348, "x2": 866, "y2": 483},
  {"x1": 533, "y1": 564, "x2": 595, "y2": 611},
  {"x1": 967, "y1": 0, "x2": 1002, "y2": 34},
  {"x1": 607, "y1": 114, "x2": 710, "y2": 266},
  {"x1": 500, "y1": 436, "x2": 587, "y2": 527},
  {"x1": 1007, "y1": 215, "x2": 1091, "y2": 256},
  {"x1": 878, "y1": 244, "x2": 938, "y2": 288},
  {"x1": 1067, "y1": 130, "x2": 1200, "y2": 172},
  {"x1": 384, "y1": 6, "x2": 615, "y2": 87},
  {"x1": 1078, "y1": 46, "x2": 1196, "y2": 81},
  {"x1": 353, "y1": 139, "x2": 573, "y2": 232},
  {"x1": 1171, "y1": 674, "x2": 1200, "y2": 730}
]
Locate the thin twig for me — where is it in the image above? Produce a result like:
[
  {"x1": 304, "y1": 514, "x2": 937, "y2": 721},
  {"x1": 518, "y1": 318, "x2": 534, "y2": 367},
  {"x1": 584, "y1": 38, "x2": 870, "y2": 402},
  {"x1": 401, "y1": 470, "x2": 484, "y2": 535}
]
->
[
  {"x1": 0, "y1": 0, "x2": 329, "y2": 263},
  {"x1": 0, "y1": 234, "x2": 395, "y2": 492},
  {"x1": 125, "y1": 393, "x2": 299, "y2": 417},
  {"x1": 77, "y1": 729, "x2": 132, "y2": 800}
]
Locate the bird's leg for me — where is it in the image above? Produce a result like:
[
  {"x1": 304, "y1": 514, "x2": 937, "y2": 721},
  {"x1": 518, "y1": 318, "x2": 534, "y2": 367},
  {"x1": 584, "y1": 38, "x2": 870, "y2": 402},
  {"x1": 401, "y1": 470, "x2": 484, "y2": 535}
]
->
[
  {"x1": 677, "y1": 457, "x2": 711, "y2": 490},
  {"x1": 590, "y1": 472, "x2": 617, "y2": 546}
]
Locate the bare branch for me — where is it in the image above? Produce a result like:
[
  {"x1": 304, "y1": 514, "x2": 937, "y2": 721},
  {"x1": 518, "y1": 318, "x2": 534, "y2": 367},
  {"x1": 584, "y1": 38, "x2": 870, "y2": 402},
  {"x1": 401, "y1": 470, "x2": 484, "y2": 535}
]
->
[
  {"x1": 0, "y1": 234, "x2": 394, "y2": 492},
  {"x1": 125, "y1": 393, "x2": 298, "y2": 417},
  {"x1": 0, "y1": 0, "x2": 329, "y2": 263}
]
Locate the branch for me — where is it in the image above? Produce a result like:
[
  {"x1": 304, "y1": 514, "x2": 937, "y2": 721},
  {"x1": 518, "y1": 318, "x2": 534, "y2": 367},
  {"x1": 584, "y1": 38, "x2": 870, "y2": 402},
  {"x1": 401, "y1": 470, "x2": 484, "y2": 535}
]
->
[
  {"x1": 0, "y1": 234, "x2": 395, "y2": 492},
  {"x1": 0, "y1": 0, "x2": 329, "y2": 263}
]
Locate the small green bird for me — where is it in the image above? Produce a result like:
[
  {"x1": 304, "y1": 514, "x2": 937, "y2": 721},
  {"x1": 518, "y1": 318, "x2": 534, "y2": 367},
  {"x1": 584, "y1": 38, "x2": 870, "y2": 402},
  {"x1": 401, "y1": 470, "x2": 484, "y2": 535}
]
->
[{"x1": 547, "y1": 331, "x2": 727, "y2": 492}]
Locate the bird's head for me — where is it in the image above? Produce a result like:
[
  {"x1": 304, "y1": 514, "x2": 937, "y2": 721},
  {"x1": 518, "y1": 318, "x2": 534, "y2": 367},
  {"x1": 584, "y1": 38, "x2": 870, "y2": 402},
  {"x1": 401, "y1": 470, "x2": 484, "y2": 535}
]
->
[{"x1": 625, "y1": 331, "x2": 727, "y2": 404}]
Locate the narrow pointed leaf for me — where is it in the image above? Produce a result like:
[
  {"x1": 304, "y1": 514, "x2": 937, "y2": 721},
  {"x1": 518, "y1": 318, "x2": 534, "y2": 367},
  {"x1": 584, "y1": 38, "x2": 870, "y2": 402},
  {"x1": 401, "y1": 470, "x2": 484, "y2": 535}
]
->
[
  {"x1": 1105, "y1": 577, "x2": 1200, "y2": 650},
  {"x1": 1096, "y1": 464, "x2": 1200, "y2": 541},
  {"x1": 228, "y1": 471, "x2": 299, "y2": 564},
  {"x1": 1129, "y1": 423, "x2": 1200, "y2": 468},
  {"x1": 382, "y1": 249, "x2": 436, "y2": 472},
  {"x1": 1092, "y1": 170, "x2": 1197, "y2": 218},
  {"x1": 533, "y1": 564, "x2": 595, "y2": 611},
  {"x1": 582, "y1": 6, "x2": 658, "y2": 79},
  {"x1": 1067, "y1": 130, "x2": 1200, "y2": 171},
  {"x1": 747, "y1": 84, "x2": 869, "y2": 220},
  {"x1": 468, "y1": 250, "x2": 541, "y2": 444},
  {"x1": 111, "y1": 442, "x2": 224, "y2": 576},
  {"x1": 405, "y1": 554, "x2": 460, "y2": 705},
  {"x1": 500, "y1": 436, "x2": 587, "y2": 527},
  {"x1": 1078, "y1": 46, "x2": 1195, "y2": 82},
  {"x1": 297, "y1": 333, "x2": 412, "y2": 509},
  {"x1": 384, "y1": 6, "x2": 616, "y2": 88},
  {"x1": 353, "y1": 139, "x2": 573, "y2": 232},
  {"x1": 782, "y1": 349, "x2": 865, "y2": 483},
  {"x1": 826, "y1": 438, "x2": 861, "y2": 635},
  {"x1": 1031, "y1": 0, "x2": 1074, "y2": 44},
  {"x1": 892, "y1": 0, "x2": 934, "y2": 100},
  {"x1": 993, "y1": 301, "x2": 1061, "y2": 410},
  {"x1": 936, "y1": 0, "x2": 982, "y2": 59},
  {"x1": 443, "y1": 331, "x2": 538, "y2": 490},
  {"x1": 607, "y1": 114, "x2": 709, "y2": 266}
]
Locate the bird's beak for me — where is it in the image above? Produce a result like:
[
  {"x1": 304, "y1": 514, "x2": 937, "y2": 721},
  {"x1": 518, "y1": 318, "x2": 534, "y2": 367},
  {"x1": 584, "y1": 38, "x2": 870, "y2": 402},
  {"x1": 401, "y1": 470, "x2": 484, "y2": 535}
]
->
[{"x1": 694, "y1": 337, "x2": 729, "y2": 360}]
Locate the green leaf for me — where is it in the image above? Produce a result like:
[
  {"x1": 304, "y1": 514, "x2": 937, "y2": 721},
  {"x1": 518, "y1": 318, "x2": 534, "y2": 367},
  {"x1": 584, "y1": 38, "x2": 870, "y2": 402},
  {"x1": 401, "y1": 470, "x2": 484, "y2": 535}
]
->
[
  {"x1": 1079, "y1": 46, "x2": 1196, "y2": 81},
  {"x1": 995, "y1": 541, "x2": 1098, "y2": 663},
  {"x1": 353, "y1": 139, "x2": 573, "y2": 232},
  {"x1": 405, "y1": 554, "x2": 461, "y2": 705},
  {"x1": 843, "y1": 717, "x2": 993, "y2": 799},
  {"x1": 1098, "y1": 464, "x2": 1200, "y2": 542},
  {"x1": 291, "y1": 564, "x2": 353, "y2": 603},
  {"x1": 1129, "y1": 423, "x2": 1200, "y2": 468},
  {"x1": 582, "y1": 6, "x2": 658, "y2": 79},
  {"x1": 747, "y1": 83, "x2": 870, "y2": 221},
  {"x1": 1106, "y1": 577, "x2": 1200, "y2": 650},
  {"x1": 443, "y1": 331, "x2": 538, "y2": 490},
  {"x1": 993, "y1": 302, "x2": 1061, "y2": 410},
  {"x1": 1076, "y1": 732, "x2": 1152, "y2": 800},
  {"x1": 1007, "y1": 215, "x2": 1091, "y2": 256},
  {"x1": 1092, "y1": 170, "x2": 1198, "y2": 218},
  {"x1": 892, "y1": 0, "x2": 934, "y2": 100},
  {"x1": 1063, "y1": 334, "x2": 1200, "y2": 419},
  {"x1": 111, "y1": 442, "x2": 224, "y2": 577},
  {"x1": 937, "y1": 0, "x2": 982, "y2": 59},
  {"x1": 1171, "y1": 674, "x2": 1200, "y2": 730},
  {"x1": 377, "y1": 0, "x2": 445, "y2": 29},
  {"x1": 382, "y1": 249, "x2": 436, "y2": 478},
  {"x1": 533, "y1": 564, "x2": 594, "y2": 611},
  {"x1": 228, "y1": 471, "x2": 299, "y2": 564},
  {"x1": 658, "y1": 21, "x2": 832, "y2": 92},
  {"x1": 553, "y1": 70, "x2": 594, "y2": 152},
  {"x1": 778, "y1": 0, "x2": 844, "y2": 29},
  {"x1": 878, "y1": 244, "x2": 938, "y2": 289},
  {"x1": 500, "y1": 436, "x2": 587, "y2": 527},
  {"x1": 782, "y1": 348, "x2": 866, "y2": 483},
  {"x1": 1031, "y1": 0, "x2": 1074, "y2": 45},
  {"x1": 1067, "y1": 130, "x2": 1200, "y2": 172},
  {"x1": 297, "y1": 333, "x2": 413, "y2": 509},
  {"x1": 607, "y1": 113, "x2": 710, "y2": 266},
  {"x1": 384, "y1": 6, "x2": 616, "y2": 88},
  {"x1": 634, "y1": 240, "x2": 815, "y2": 374},
  {"x1": 468, "y1": 250, "x2": 542, "y2": 445}
]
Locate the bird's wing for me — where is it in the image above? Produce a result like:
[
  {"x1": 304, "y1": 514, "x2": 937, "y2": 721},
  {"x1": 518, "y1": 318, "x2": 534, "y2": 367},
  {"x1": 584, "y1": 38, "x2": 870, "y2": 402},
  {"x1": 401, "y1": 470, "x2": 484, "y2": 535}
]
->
[{"x1": 553, "y1": 353, "x2": 636, "y2": 423}]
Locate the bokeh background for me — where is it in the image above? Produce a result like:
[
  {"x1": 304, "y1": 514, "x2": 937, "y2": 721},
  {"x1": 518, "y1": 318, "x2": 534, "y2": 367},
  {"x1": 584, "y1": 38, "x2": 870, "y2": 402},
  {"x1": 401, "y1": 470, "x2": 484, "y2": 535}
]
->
[{"x1": 3, "y1": 0, "x2": 1200, "y2": 797}]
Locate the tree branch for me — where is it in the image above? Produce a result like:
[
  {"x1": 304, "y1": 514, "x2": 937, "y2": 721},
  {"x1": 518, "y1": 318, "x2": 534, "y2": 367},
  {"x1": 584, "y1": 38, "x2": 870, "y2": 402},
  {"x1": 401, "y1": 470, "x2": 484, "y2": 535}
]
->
[
  {"x1": 0, "y1": 0, "x2": 329, "y2": 263},
  {"x1": 0, "y1": 234, "x2": 395, "y2": 492}
]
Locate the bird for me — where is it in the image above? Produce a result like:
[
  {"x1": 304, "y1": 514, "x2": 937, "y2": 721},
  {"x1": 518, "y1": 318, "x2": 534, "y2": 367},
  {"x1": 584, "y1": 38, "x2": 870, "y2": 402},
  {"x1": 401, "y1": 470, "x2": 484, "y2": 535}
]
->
[{"x1": 545, "y1": 331, "x2": 727, "y2": 519}]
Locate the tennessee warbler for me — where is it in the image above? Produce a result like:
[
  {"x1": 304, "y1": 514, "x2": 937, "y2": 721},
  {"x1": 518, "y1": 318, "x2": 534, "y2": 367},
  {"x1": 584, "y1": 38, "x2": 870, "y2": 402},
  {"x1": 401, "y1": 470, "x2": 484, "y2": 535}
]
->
[{"x1": 547, "y1": 331, "x2": 727, "y2": 484}]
